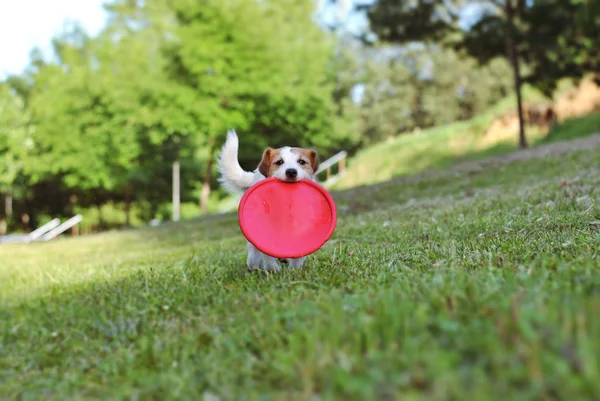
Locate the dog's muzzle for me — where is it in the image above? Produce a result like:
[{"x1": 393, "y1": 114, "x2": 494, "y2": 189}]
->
[{"x1": 285, "y1": 169, "x2": 298, "y2": 179}]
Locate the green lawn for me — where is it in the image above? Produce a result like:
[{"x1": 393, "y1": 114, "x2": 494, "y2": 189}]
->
[
  {"x1": 1, "y1": 135, "x2": 600, "y2": 400},
  {"x1": 542, "y1": 113, "x2": 600, "y2": 143}
]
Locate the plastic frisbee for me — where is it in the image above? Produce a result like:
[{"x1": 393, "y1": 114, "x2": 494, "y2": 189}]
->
[{"x1": 238, "y1": 178, "x2": 337, "y2": 259}]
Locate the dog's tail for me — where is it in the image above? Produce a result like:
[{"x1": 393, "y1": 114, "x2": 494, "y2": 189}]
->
[{"x1": 217, "y1": 130, "x2": 255, "y2": 194}]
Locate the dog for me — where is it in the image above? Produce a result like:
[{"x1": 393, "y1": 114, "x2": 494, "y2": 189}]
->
[{"x1": 217, "y1": 130, "x2": 319, "y2": 272}]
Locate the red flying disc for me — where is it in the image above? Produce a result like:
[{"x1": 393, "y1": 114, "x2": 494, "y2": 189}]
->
[{"x1": 238, "y1": 178, "x2": 337, "y2": 259}]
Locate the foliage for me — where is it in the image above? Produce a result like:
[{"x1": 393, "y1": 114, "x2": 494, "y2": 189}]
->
[
  {"x1": 353, "y1": 44, "x2": 512, "y2": 144},
  {"x1": 2, "y1": 139, "x2": 599, "y2": 398},
  {"x1": 363, "y1": 0, "x2": 598, "y2": 94},
  {"x1": 0, "y1": 84, "x2": 32, "y2": 195},
  {"x1": 164, "y1": 0, "x2": 349, "y2": 167},
  {"x1": 2, "y1": 0, "x2": 598, "y2": 232},
  {"x1": 25, "y1": 45, "x2": 138, "y2": 193},
  {"x1": 361, "y1": 0, "x2": 600, "y2": 148},
  {"x1": 360, "y1": 0, "x2": 457, "y2": 43},
  {"x1": 0, "y1": 0, "x2": 353, "y2": 230},
  {"x1": 520, "y1": 0, "x2": 600, "y2": 95}
]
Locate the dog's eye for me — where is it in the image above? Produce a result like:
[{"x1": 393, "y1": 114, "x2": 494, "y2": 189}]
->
[
  {"x1": 274, "y1": 160, "x2": 284, "y2": 166},
  {"x1": 298, "y1": 159, "x2": 307, "y2": 165}
]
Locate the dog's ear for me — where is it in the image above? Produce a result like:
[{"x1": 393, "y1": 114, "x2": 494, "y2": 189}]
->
[
  {"x1": 307, "y1": 149, "x2": 319, "y2": 172},
  {"x1": 258, "y1": 148, "x2": 273, "y2": 177}
]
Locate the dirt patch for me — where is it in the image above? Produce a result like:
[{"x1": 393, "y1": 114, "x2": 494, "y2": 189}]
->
[
  {"x1": 481, "y1": 116, "x2": 523, "y2": 147},
  {"x1": 453, "y1": 133, "x2": 600, "y2": 171},
  {"x1": 555, "y1": 79, "x2": 600, "y2": 119}
]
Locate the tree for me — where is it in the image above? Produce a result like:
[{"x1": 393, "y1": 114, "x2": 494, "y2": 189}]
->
[
  {"x1": 460, "y1": 0, "x2": 532, "y2": 149},
  {"x1": 459, "y1": 0, "x2": 600, "y2": 145},
  {"x1": 1, "y1": 0, "x2": 362, "y2": 229},
  {"x1": 358, "y1": 0, "x2": 600, "y2": 149},
  {"x1": 23, "y1": 27, "x2": 140, "y2": 208},
  {"x1": 519, "y1": 0, "x2": 600, "y2": 95},
  {"x1": 164, "y1": 0, "x2": 346, "y2": 210},
  {"x1": 101, "y1": 0, "x2": 355, "y2": 214},
  {"x1": 0, "y1": 84, "x2": 33, "y2": 232},
  {"x1": 359, "y1": 0, "x2": 533, "y2": 147},
  {"x1": 425, "y1": 49, "x2": 512, "y2": 123},
  {"x1": 102, "y1": 0, "x2": 206, "y2": 220},
  {"x1": 353, "y1": 43, "x2": 512, "y2": 143}
]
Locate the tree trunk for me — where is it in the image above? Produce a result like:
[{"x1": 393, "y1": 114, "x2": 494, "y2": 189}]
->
[
  {"x1": 200, "y1": 147, "x2": 215, "y2": 215},
  {"x1": 98, "y1": 204, "x2": 104, "y2": 231},
  {"x1": 505, "y1": 0, "x2": 527, "y2": 149},
  {"x1": 124, "y1": 184, "x2": 132, "y2": 226},
  {"x1": 1, "y1": 194, "x2": 11, "y2": 235},
  {"x1": 172, "y1": 160, "x2": 180, "y2": 222},
  {"x1": 69, "y1": 194, "x2": 79, "y2": 236},
  {"x1": 5, "y1": 194, "x2": 12, "y2": 219}
]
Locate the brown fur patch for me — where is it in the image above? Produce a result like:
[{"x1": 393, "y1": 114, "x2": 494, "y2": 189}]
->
[
  {"x1": 258, "y1": 148, "x2": 273, "y2": 176},
  {"x1": 292, "y1": 148, "x2": 319, "y2": 174},
  {"x1": 258, "y1": 148, "x2": 283, "y2": 177}
]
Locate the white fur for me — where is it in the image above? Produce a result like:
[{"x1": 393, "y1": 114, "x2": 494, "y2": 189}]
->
[
  {"x1": 216, "y1": 130, "x2": 315, "y2": 272},
  {"x1": 216, "y1": 130, "x2": 258, "y2": 194}
]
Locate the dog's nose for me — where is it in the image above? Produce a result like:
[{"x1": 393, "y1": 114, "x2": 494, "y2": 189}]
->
[{"x1": 285, "y1": 168, "x2": 298, "y2": 179}]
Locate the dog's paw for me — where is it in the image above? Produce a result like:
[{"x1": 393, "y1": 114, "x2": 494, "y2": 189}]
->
[
  {"x1": 247, "y1": 255, "x2": 262, "y2": 271},
  {"x1": 288, "y1": 257, "x2": 306, "y2": 269},
  {"x1": 274, "y1": 257, "x2": 306, "y2": 269},
  {"x1": 247, "y1": 262, "x2": 261, "y2": 271},
  {"x1": 262, "y1": 258, "x2": 281, "y2": 272}
]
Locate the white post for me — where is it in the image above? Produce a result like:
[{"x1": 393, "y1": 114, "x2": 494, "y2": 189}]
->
[
  {"x1": 40, "y1": 215, "x2": 83, "y2": 241},
  {"x1": 172, "y1": 160, "x2": 180, "y2": 222},
  {"x1": 29, "y1": 218, "x2": 60, "y2": 240}
]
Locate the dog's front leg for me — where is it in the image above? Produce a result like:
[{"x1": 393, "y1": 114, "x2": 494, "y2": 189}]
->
[
  {"x1": 246, "y1": 241, "x2": 281, "y2": 272},
  {"x1": 261, "y1": 254, "x2": 281, "y2": 272},
  {"x1": 246, "y1": 242, "x2": 263, "y2": 270},
  {"x1": 287, "y1": 257, "x2": 306, "y2": 269}
]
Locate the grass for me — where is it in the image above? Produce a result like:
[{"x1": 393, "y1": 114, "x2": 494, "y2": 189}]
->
[
  {"x1": 1, "y1": 133, "x2": 599, "y2": 400},
  {"x1": 543, "y1": 113, "x2": 600, "y2": 143}
]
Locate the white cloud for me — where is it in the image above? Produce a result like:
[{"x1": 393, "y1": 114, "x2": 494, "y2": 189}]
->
[{"x1": 0, "y1": 0, "x2": 107, "y2": 78}]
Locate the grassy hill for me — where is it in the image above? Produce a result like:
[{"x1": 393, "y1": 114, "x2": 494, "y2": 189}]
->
[
  {"x1": 336, "y1": 103, "x2": 600, "y2": 190},
  {"x1": 2, "y1": 133, "x2": 599, "y2": 399}
]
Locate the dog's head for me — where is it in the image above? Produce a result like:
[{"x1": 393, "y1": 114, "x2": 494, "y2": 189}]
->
[{"x1": 258, "y1": 146, "x2": 319, "y2": 182}]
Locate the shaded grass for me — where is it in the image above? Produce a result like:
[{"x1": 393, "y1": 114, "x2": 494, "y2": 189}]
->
[{"x1": 1, "y1": 140, "x2": 600, "y2": 400}]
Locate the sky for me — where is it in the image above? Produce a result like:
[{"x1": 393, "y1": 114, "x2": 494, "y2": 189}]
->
[
  {"x1": 0, "y1": 0, "x2": 478, "y2": 80},
  {"x1": 0, "y1": 0, "x2": 360, "y2": 79},
  {"x1": 0, "y1": 0, "x2": 108, "y2": 78}
]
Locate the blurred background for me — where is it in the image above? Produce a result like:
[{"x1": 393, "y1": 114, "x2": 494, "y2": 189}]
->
[{"x1": 1, "y1": 0, "x2": 599, "y2": 236}]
